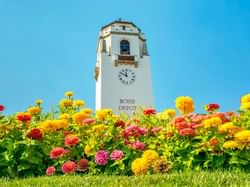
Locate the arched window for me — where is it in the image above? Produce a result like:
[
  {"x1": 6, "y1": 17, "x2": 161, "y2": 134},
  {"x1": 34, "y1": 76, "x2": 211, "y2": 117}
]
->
[{"x1": 120, "y1": 40, "x2": 130, "y2": 55}]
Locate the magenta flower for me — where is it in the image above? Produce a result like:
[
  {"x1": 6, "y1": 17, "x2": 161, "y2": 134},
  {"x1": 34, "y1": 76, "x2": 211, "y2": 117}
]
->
[
  {"x1": 46, "y1": 166, "x2": 56, "y2": 176},
  {"x1": 95, "y1": 150, "x2": 109, "y2": 165},
  {"x1": 110, "y1": 150, "x2": 124, "y2": 161}
]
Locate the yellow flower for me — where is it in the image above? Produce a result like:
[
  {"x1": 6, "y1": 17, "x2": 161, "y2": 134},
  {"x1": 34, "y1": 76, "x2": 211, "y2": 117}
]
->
[
  {"x1": 234, "y1": 130, "x2": 250, "y2": 148},
  {"x1": 59, "y1": 113, "x2": 70, "y2": 120},
  {"x1": 28, "y1": 106, "x2": 41, "y2": 116},
  {"x1": 92, "y1": 124, "x2": 105, "y2": 135},
  {"x1": 203, "y1": 117, "x2": 222, "y2": 128},
  {"x1": 223, "y1": 141, "x2": 239, "y2": 149},
  {"x1": 73, "y1": 100, "x2": 85, "y2": 108},
  {"x1": 39, "y1": 119, "x2": 68, "y2": 132},
  {"x1": 73, "y1": 111, "x2": 89, "y2": 125},
  {"x1": 175, "y1": 96, "x2": 194, "y2": 114},
  {"x1": 131, "y1": 158, "x2": 148, "y2": 175},
  {"x1": 152, "y1": 157, "x2": 172, "y2": 174},
  {"x1": 158, "y1": 109, "x2": 176, "y2": 120},
  {"x1": 142, "y1": 150, "x2": 159, "y2": 163},
  {"x1": 59, "y1": 99, "x2": 73, "y2": 107},
  {"x1": 240, "y1": 102, "x2": 250, "y2": 110},
  {"x1": 96, "y1": 109, "x2": 112, "y2": 120},
  {"x1": 81, "y1": 108, "x2": 93, "y2": 115},
  {"x1": 35, "y1": 99, "x2": 43, "y2": 105},
  {"x1": 84, "y1": 145, "x2": 95, "y2": 156},
  {"x1": 218, "y1": 122, "x2": 242, "y2": 136},
  {"x1": 241, "y1": 93, "x2": 250, "y2": 104},
  {"x1": 65, "y1": 91, "x2": 74, "y2": 97}
]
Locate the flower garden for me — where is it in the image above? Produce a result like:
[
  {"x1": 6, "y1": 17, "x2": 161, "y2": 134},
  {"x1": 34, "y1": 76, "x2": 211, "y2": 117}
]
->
[{"x1": 0, "y1": 92, "x2": 250, "y2": 178}]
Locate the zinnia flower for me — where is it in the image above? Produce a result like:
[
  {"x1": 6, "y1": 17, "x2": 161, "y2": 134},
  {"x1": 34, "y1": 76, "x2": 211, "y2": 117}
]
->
[
  {"x1": 77, "y1": 159, "x2": 89, "y2": 172},
  {"x1": 96, "y1": 109, "x2": 112, "y2": 120},
  {"x1": 83, "y1": 118, "x2": 95, "y2": 125},
  {"x1": 46, "y1": 166, "x2": 56, "y2": 176},
  {"x1": 131, "y1": 158, "x2": 148, "y2": 175},
  {"x1": 143, "y1": 108, "x2": 156, "y2": 115},
  {"x1": 241, "y1": 93, "x2": 250, "y2": 104},
  {"x1": 27, "y1": 128, "x2": 43, "y2": 140},
  {"x1": 128, "y1": 141, "x2": 145, "y2": 151},
  {"x1": 95, "y1": 150, "x2": 109, "y2": 165},
  {"x1": 159, "y1": 109, "x2": 176, "y2": 120},
  {"x1": 152, "y1": 157, "x2": 172, "y2": 174},
  {"x1": 209, "y1": 138, "x2": 219, "y2": 146},
  {"x1": 64, "y1": 135, "x2": 80, "y2": 147},
  {"x1": 142, "y1": 150, "x2": 159, "y2": 163},
  {"x1": 223, "y1": 141, "x2": 239, "y2": 149},
  {"x1": 73, "y1": 99, "x2": 85, "y2": 108},
  {"x1": 218, "y1": 122, "x2": 242, "y2": 136},
  {"x1": 179, "y1": 128, "x2": 195, "y2": 136},
  {"x1": 59, "y1": 99, "x2": 73, "y2": 107},
  {"x1": 84, "y1": 145, "x2": 95, "y2": 156},
  {"x1": 28, "y1": 106, "x2": 41, "y2": 115},
  {"x1": 234, "y1": 130, "x2": 250, "y2": 148},
  {"x1": 50, "y1": 147, "x2": 66, "y2": 159},
  {"x1": 175, "y1": 96, "x2": 194, "y2": 114},
  {"x1": 203, "y1": 117, "x2": 222, "y2": 128},
  {"x1": 0, "y1": 105, "x2": 5, "y2": 112},
  {"x1": 64, "y1": 91, "x2": 74, "y2": 97},
  {"x1": 110, "y1": 150, "x2": 124, "y2": 161},
  {"x1": 61, "y1": 161, "x2": 76, "y2": 174},
  {"x1": 16, "y1": 112, "x2": 32, "y2": 122},
  {"x1": 35, "y1": 99, "x2": 43, "y2": 105},
  {"x1": 73, "y1": 111, "x2": 90, "y2": 125},
  {"x1": 240, "y1": 102, "x2": 250, "y2": 110},
  {"x1": 205, "y1": 103, "x2": 220, "y2": 112}
]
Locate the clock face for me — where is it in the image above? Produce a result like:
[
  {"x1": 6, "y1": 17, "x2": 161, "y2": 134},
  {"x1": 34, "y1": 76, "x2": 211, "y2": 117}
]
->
[{"x1": 118, "y1": 68, "x2": 136, "y2": 85}]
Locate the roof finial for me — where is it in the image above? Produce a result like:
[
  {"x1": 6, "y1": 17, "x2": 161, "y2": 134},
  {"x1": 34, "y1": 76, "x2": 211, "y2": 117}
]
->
[{"x1": 118, "y1": 18, "x2": 122, "y2": 21}]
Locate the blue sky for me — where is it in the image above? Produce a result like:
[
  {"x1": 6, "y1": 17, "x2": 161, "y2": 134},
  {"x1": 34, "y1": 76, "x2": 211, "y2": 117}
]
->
[{"x1": 0, "y1": 0, "x2": 250, "y2": 114}]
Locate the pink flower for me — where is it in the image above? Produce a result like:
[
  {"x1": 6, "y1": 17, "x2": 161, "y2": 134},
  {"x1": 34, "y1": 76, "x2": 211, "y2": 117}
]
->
[
  {"x1": 61, "y1": 161, "x2": 77, "y2": 174},
  {"x1": 128, "y1": 141, "x2": 145, "y2": 151},
  {"x1": 46, "y1": 166, "x2": 56, "y2": 176},
  {"x1": 95, "y1": 150, "x2": 109, "y2": 165},
  {"x1": 121, "y1": 125, "x2": 147, "y2": 138},
  {"x1": 83, "y1": 118, "x2": 95, "y2": 124},
  {"x1": 151, "y1": 127, "x2": 163, "y2": 134},
  {"x1": 110, "y1": 150, "x2": 124, "y2": 161},
  {"x1": 64, "y1": 135, "x2": 80, "y2": 147},
  {"x1": 50, "y1": 147, "x2": 66, "y2": 159}
]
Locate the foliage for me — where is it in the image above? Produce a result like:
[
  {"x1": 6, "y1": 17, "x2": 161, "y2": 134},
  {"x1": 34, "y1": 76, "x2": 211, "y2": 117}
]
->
[{"x1": 0, "y1": 92, "x2": 250, "y2": 177}]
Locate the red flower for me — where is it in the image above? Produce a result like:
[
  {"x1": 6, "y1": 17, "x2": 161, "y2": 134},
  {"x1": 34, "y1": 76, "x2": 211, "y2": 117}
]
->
[
  {"x1": 50, "y1": 147, "x2": 66, "y2": 159},
  {"x1": 115, "y1": 120, "x2": 126, "y2": 128},
  {"x1": 77, "y1": 159, "x2": 89, "y2": 172},
  {"x1": 205, "y1": 104, "x2": 220, "y2": 112},
  {"x1": 46, "y1": 166, "x2": 56, "y2": 176},
  {"x1": 27, "y1": 128, "x2": 43, "y2": 140},
  {"x1": 179, "y1": 128, "x2": 195, "y2": 136},
  {"x1": 16, "y1": 112, "x2": 32, "y2": 122},
  {"x1": 61, "y1": 161, "x2": 77, "y2": 174},
  {"x1": 83, "y1": 118, "x2": 95, "y2": 124},
  {"x1": 0, "y1": 105, "x2": 5, "y2": 112},
  {"x1": 174, "y1": 117, "x2": 185, "y2": 123},
  {"x1": 143, "y1": 108, "x2": 156, "y2": 115},
  {"x1": 64, "y1": 135, "x2": 80, "y2": 147},
  {"x1": 174, "y1": 121, "x2": 189, "y2": 130}
]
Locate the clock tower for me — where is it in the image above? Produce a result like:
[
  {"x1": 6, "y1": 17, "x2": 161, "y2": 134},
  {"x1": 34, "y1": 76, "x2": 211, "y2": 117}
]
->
[{"x1": 95, "y1": 20, "x2": 154, "y2": 115}]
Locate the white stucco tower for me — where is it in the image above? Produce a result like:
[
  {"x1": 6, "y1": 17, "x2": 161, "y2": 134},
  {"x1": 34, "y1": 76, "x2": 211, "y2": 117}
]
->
[{"x1": 95, "y1": 20, "x2": 154, "y2": 115}]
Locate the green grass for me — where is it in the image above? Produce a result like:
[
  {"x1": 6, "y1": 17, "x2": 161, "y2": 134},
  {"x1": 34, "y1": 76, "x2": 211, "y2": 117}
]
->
[{"x1": 0, "y1": 171, "x2": 250, "y2": 187}]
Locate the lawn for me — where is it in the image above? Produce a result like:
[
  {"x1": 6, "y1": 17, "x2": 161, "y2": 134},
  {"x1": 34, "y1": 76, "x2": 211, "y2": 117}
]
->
[{"x1": 1, "y1": 170, "x2": 250, "y2": 187}]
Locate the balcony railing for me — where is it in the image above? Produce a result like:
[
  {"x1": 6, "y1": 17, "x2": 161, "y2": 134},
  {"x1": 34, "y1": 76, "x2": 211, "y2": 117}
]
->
[{"x1": 114, "y1": 54, "x2": 138, "y2": 68}]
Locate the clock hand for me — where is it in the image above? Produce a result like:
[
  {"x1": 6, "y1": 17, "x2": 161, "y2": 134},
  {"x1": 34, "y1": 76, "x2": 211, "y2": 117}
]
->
[{"x1": 119, "y1": 72, "x2": 127, "y2": 77}]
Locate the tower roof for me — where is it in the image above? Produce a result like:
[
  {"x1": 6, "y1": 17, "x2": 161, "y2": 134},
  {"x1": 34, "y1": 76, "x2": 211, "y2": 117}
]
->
[{"x1": 101, "y1": 19, "x2": 141, "y2": 32}]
